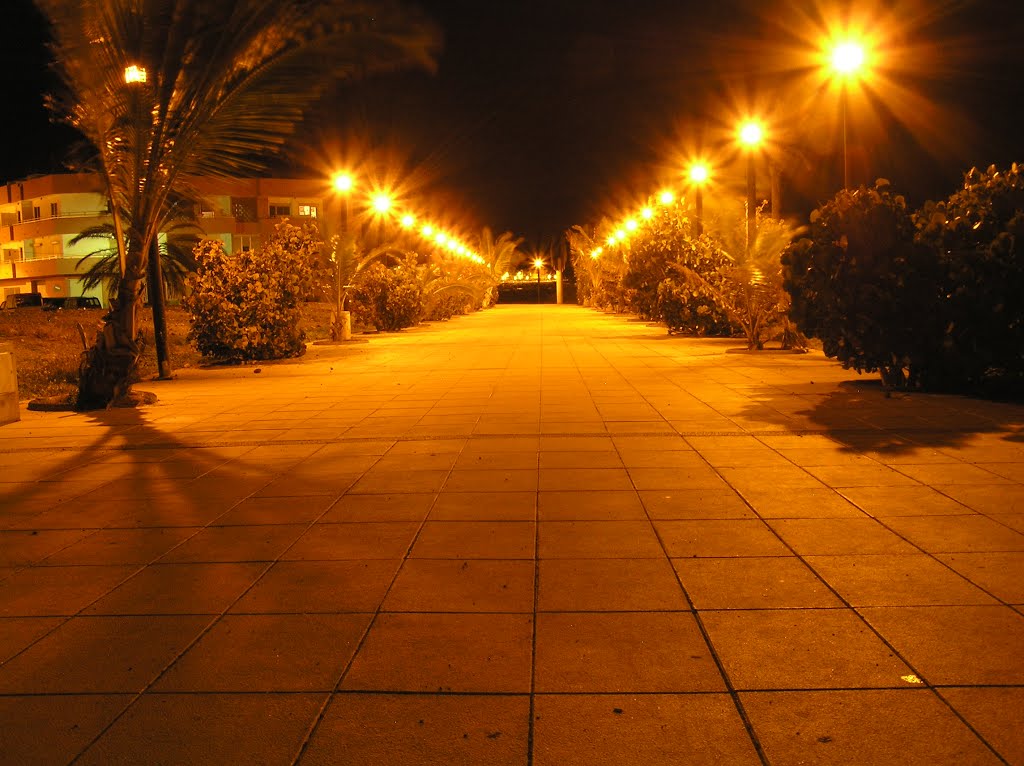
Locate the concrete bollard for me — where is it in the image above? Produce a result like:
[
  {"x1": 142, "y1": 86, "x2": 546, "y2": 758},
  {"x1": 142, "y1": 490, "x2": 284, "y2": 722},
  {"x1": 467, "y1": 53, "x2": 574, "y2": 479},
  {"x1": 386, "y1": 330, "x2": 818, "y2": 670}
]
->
[
  {"x1": 339, "y1": 310, "x2": 352, "y2": 341},
  {"x1": 0, "y1": 343, "x2": 19, "y2": 425}
]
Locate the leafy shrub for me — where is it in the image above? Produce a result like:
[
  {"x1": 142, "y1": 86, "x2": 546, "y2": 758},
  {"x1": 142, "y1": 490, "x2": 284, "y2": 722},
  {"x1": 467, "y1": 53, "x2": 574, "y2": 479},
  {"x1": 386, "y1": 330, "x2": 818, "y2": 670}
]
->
[
  {"x1": 351, "y1": 260, "x2": 423, "y2": 331},
  {"x1": 657, "y1": 277, "x2": 734, "y2": 336},
  {"x1": 426, "y1": 292, "x2": 471, "y2": 321},
  {"x1": 915, "y1": 164, "x2": 1024, "y2": 389},
  {"x1": 783, "y1": 181, "x2": 943, "y2": 387},
  {"x1": 182, "y1": 221, "x2": 323, "y2": 361}
]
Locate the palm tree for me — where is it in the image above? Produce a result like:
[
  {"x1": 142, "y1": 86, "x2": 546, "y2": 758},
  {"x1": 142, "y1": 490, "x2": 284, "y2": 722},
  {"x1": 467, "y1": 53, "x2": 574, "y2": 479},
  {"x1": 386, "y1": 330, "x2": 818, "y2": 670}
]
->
[
  {"x1": 35, "y1": 0, "x2": 439, "y2": 408},
  {"x1": 476, "y1": 227, "x2": 524, "y2": 306}
]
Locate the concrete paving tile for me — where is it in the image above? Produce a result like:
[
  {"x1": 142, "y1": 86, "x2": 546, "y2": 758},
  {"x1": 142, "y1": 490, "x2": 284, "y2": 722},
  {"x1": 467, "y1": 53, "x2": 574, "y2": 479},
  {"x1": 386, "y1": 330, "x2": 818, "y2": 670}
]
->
[
  {"x1": 231, "y1": 560, "x2": 400, "y2": 613},
  {"x1": 85, "y1": 562, "x2": 267, "y2": 615},
  {"x1": 538, "y1": 520, "x2": 664, "y2": 558},
  {"x1": 613, "y1": 435, "x2": 693, "y2": 451},
  {"x1": 883, "y1": 515, "x2": 1024, "y2": 553},
  {"x1": 429, "y1": 491, "x2": 534, "y2": 520},
  {"x1": 0, "y1": 616, "x2": 64, "y2": 663},
  {"x1": 806, "y1": 554, "x2": 998, "y2": 606},
  {"x1": 321, "y1": 492, "x2": 434, "y2": 522},
  {"x1": 386, "y1": 438, "x2": 467, "y2": 455},
  {"x1": 934, "y1": 483, "x2": 1024, "y2": 514},
  {"x1": 539, "y1": 451, "x2": 624, "y2": 469},
  {"x1": 534, "y1": 612, "x2": 724, "y2": 692},
  {"x1": 616, "y1": 450, "x2": 708, "y2": 469},
  {"x1": 462, "y1": 436, "x2": 541, "y2": 454},
  {"x1": 340, "y1": 613, "x2": 533, "y2": 693},
  {"x1": 741, "y1": 487, "x2": 868, "y2": 518},
  {"x1": 348, "y1": 469, "x2": 450, "y2": 494},
  {"x1": 767, "y1": 518, "x2": 921, "y2": 555},
  {"x1": 0, "y1": 695, "x2": 132, "y2": 766},
  {"x1": 454, "y1": 451, "x2": 538, "y2": 470},
  {"x1": 539, "y1": 436, "x2": 616, "y2": 452},
  {"x1": 155, "y1": 613, "x2": 372, "y2": 692},
  {"x1": 254, "y1": 471, "x2": 362, "y2": 497},
  {"x1": 940, "y1": 687, "x2": 1024, "y2": 765},
  {"x1": 702, "y1": 609, "x2": 913, "y2": 690},
  {"x1": 639, "y1": 489, "x2": 756, "y2": 519},
  {"x1": 694, "y1": 447, "x2": 795, "y2": 468},
  {"x1": 410, "y1": 521, "x2": 534, "y2": 559},
  {"x1": 75, "y1": 692, "x2": 325, "y2": 766},
  {"x1": 804, "y1": 464, "x2": 924, "y2": 488},
  {"x1": 214, "y1": 495, "x2": 336, "y2": 525},
  {"x1": 538, "y1": 468, "x2": 633, "y2": 492},
  {"x1": 0, "y1": 564, "x2": 137, "y2": 617},
  {"x1": 445, "y1": 469, "x2": 539, "y2": 492},
  {"x1": 384, "y1": 559, "x2": 534, "y2": 612},
  {"x1": 0, "y1": 528, "x2": 94, "y2": 566},
  {"x1": 0, "y1": 615, "x2": 211, "y2": 693},
  {"x1": 283, "y1": 522, "x2": 420, "y2": 560},
  {"x1": 717, "y1": 465, "x2": 826, "y2": 491},
  {"x1": 538, "y1": 558, "x2": 688, "y2": 611},
  {"x1": 896, "y1": 463, "x2": 1014, "y2": 485},
  {"x1": 973, "y1": 462, "x2": 1024, "y2": 483},
  {"x1": 838, "y1": 485, "x2": 969, "y2": 516},
  {"x1": 301, "y1": 693, "x2": 530, "y2": 766},
  {"x1": 936, "y1": 552, "x2": 1024, "y2": 602},
  {"x1": 102, "y1": 494, "x2": 246, "y2": 528},
  {"x1": 42, "y1": 527, "x2": 198, "y2": 565},
  {"x1": 627, "y1": 467, "x2": 731, "y2": 491},
  {"x1": 538, "y1": 490, "x2": 645, "y2": 520},
  {"x1": 674, "y1": 557, "x2": 841, "y2": 609},
  {"x1": 858, "y1": 605, "x2": 1024, "y2": 684},
  {"x1": 157, "y1": 524, "x2": 307, "y2": 563},
  {"x1": 995, "y1": 513, "x2": 1024, "y2": 534},
  {"x1": 532, "y1": 693, "x2": 760, "y2": 766},
  {"x1": 373, "y1": 452, "x2": 459, "y2": 472},
  {"x1": 313, "y1": 440, "x2": 395, "y2": 457},
  {"x1": 742, "y1": 689, "x2": 1002, "y2": 765},
  {"x1": 656, "y1": 520, "x2": 791, "y2": 557}
]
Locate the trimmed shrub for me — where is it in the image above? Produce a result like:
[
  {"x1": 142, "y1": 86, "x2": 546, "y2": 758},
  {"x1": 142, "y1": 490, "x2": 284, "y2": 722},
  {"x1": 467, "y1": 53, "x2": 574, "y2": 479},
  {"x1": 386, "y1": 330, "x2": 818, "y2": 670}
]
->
[
  {"x1": 783, "y1": 181, "x2": 943, "y2": 387},
  {"x1": 182, "y1": 221, "x2": 323, "y2": 361},
  {"x1": 351, "y1": 261, "x2": 423, "y2": 331}
]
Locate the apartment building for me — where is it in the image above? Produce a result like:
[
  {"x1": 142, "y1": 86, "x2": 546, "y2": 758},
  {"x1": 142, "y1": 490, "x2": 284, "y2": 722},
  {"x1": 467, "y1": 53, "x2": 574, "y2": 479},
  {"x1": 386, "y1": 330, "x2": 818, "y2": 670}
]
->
[{"x1": 0, "y1": 173, "x2": 335, "y2": 306}]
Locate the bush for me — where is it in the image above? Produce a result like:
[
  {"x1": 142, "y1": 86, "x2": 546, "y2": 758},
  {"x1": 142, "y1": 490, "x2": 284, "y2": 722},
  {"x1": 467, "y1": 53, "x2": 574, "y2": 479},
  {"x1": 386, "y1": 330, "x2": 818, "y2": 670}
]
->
[
  {"x1": 783, "y1": 181, "x2": 943, "y2": 387},
  {"x1": 182, "y1": 221, "x2": 323, "y2": 361},
  {"x1": 351, "y1": 261, "x2": 423, "y2": 331},
  {"x1": 915, "y1": 164, "x2": 1024, "y2": 389},
  {"x1": 657, "y1": 277, "x2": 735, "y2": 336}
]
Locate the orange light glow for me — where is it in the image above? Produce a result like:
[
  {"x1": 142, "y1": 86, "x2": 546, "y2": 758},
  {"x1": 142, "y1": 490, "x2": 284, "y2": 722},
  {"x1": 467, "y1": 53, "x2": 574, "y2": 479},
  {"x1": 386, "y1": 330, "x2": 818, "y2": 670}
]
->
[
  {"x1": 739, "y1": 121, "x2": 764, "y2": 147},
  {"x1": 371, "y1": 194, "x2": 392, "y2": 213},
  {"x1": 831, "y1": 41, "x2": 866, "y2": 76},
  {"x1": 400, "y1": 214, "x2": 415, "y2": 228},
  {"x1": 124, "y1": 65, "x2": 147, "y2": 84},
  {"x1": 689, "y1": 163, "x2": 710, "y2": 184},
  {"x1": 641, "y1": 207, "x2": 654, "y2": 220},
  {"x1": 658, "y1": 190, "x2": 674, "y2": 205},
  {"x1": 332, "y1": 173, "x2": 354, "y2": 193}
]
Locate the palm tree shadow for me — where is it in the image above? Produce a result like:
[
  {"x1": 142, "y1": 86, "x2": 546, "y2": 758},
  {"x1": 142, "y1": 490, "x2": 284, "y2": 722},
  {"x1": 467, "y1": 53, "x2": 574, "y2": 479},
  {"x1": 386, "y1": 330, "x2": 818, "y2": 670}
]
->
[{"x1": 744, "y1": 379, "x2": 1024, "y2": 454}]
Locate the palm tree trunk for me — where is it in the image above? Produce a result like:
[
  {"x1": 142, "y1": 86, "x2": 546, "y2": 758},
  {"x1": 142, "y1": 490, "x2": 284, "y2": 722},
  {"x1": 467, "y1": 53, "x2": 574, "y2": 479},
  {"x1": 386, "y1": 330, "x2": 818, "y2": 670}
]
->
[
  {"x1": 148, "y1": 240, "x2": 172, "y2": 379},
  {"x1": 75, "y1": 275, "x2": 144, "y2": 410}
]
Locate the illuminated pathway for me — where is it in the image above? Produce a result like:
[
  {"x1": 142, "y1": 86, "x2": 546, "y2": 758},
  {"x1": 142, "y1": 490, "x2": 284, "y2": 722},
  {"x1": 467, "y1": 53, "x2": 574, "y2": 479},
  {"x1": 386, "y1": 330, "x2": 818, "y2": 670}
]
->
[{"x1": 2, "y1": 304, "x2": 1023, "y2": 764}]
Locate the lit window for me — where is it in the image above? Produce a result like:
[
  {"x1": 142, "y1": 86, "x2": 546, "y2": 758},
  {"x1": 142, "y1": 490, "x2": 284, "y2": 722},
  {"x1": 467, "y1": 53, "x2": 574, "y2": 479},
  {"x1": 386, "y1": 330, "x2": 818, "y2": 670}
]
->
[{"x1": 298, "y1": 204, "x2": 317, "y2": 218}]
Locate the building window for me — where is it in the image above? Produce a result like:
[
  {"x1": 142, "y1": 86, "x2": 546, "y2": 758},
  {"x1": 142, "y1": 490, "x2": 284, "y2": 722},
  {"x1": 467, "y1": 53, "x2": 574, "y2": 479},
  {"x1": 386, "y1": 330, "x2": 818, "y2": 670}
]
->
[
  {"x1": 236, "y1": 235, "x2": 258, "y2": 253},
  {"x1": 269, "y1": 203, "x2": 291, "y2": 218},
  {"x1": 33, "y1": 206, "x2": 41, "y2": 219},
  {"x1": 50, "y1": 202, "x2": 59, "y2": 218},
  {"x1": 298, "y1": 204, "x2": 318, "y2": 218},
  {"x1": 231, "y1": 197, "x2": 258, "y2": 222}
]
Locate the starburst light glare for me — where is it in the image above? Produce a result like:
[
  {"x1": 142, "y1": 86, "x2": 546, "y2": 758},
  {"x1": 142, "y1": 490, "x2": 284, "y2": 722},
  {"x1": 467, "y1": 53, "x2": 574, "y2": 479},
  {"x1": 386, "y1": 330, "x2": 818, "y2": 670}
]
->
[
  {"x1": 739, "y1": 121, "x2": 764, "y2": 147},
  {"x1": 332, "y1": 173, "x2": 354, "y2": 193},
  {"x1": 831, "y1": 41, "x2": 865, "y2": 76},
  {"x1": 658, "y1": 190, "x2": 675, "y2": 205}
]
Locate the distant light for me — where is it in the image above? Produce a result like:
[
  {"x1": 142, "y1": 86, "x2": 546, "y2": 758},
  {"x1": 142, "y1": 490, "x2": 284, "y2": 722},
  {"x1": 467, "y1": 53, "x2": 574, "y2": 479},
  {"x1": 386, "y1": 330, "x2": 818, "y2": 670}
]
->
[
  {"x1": 400, "y1": 214, "x2": 415, "y2": 228},
  {"x1": 435, "y1": 232, "x2": 448, "y2": 246},
  {"x1": 625, "y1": 219, "x2": 638, "y2": 232},
  {"x1": 658, "y1": 190, "x2": 675, "y2": 205},
  {"x1": 371, "y1": 194, "x2": 391, "y2": 213},
  {"x1": 831, "y1": 41, "x2": 865, "y2": 75},
  {"x1": 689, "y1": 163, "x2": 710, "y2": 184},
  {"x1": 614, "y1": 229, "x2": 627, "y2": 242},
  {"x1": 739, "y1": 121, "x2": 764, "y2": 147},
  {"x1": 421, "y1": 224, "x2": 434, "y2": 238},
  {"x1": 641, "y1": 207, "x2": 654, "y2": 220},
  {"x1": 605, "y1": 236, "x2": 617, "y2": 247},
  {"x1": 332, "y1": 173, "x2": 354, "y2": 193},
  {"x1": 124, "y1": 65, "x2": 147, "y2": 84},
  {"x1": 533, "y1": 258, "x2": 544, "y2": 270}
]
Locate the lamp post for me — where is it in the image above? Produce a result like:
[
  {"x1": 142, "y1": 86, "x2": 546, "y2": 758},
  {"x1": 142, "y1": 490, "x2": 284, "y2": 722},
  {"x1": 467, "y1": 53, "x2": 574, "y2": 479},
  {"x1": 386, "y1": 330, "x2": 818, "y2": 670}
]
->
[
  {"x1": 830, "y1": 41, "x2": 866, "y2": 189},
  {"x1": 331, "y1": 172, "x2": 354, "y2": 341},
  {"x1": 533, "y1": 257, "x2": 544, "y2": 304},
  {"x1": 738, "y1": 121, "x2": 764, "y2": 256},
  {"x1": 688, "y1": 162, "x2": 710, "y2": 237}
]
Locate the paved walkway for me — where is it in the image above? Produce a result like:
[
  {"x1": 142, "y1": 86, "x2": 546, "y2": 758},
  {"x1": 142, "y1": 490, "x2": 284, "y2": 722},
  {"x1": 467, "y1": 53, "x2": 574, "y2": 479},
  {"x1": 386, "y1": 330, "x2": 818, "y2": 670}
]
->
[{"x1": 1, "y1": 304, "x2": 1023, "y2": 765}]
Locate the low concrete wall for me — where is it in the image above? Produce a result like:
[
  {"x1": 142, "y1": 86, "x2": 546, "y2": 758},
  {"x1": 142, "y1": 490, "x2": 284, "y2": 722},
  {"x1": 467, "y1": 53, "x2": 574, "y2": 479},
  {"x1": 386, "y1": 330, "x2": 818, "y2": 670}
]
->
[{"x1": 0, "y1": 343, "x2": 19, "y2": 425}]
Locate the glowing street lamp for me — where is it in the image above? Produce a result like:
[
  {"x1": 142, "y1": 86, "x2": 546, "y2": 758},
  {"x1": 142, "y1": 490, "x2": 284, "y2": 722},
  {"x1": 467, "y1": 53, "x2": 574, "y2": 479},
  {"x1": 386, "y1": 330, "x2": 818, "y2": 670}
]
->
[
  {"x1": 371, "y1": 193, "x2": 392, "y2": 214},
  {"x1": 829, "y1": 40, "x2": 867, "y2": 189},
  {"x1": 330, "y1": 171, "x2": 356, "y2": 341},
  {"x1": 533, "y1": 257, "x2": 544, "y2": 304},
  {"x1": 688, "y1": 162, "x2": 711, "y2": 237},
  {"x1": 738, "y1": 121, "x2": 765, "y2": 255},
  {"x1": 658, "y1": 190, "x2": 675, "y2": 205}
]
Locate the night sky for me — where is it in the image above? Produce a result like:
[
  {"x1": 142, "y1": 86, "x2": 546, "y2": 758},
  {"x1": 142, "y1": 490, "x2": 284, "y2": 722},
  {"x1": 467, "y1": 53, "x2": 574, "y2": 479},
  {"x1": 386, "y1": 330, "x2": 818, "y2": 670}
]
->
[{"x1": 3, "y1": 0, "x2": 1023, "y2": 247}]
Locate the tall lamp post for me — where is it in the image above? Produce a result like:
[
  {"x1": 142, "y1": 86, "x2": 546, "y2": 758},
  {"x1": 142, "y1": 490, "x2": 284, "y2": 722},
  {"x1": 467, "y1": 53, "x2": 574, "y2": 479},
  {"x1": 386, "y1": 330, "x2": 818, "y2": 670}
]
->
[
  {"x1": 331, "y1": 172, "x2": 354, "y2": 341},
  {"x1": 688, "y1": 162, "x2": 710, "y2": 237},
  {"x1": 533, "y1": 257, "x2": 544, "y2": 304},
  {"x1": 738, "y1": 121, "x2": 764, "y2": 256},
  {"x1": 830, "y1": 41, "x2": 866, "y2": 189}
]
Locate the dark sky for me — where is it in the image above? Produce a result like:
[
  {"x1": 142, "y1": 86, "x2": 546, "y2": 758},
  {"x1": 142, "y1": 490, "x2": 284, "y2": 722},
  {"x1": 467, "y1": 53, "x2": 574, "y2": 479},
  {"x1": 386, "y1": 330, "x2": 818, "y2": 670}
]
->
[{"x1": 3, "y1": 0, "x2": 1023, "y2": 247}]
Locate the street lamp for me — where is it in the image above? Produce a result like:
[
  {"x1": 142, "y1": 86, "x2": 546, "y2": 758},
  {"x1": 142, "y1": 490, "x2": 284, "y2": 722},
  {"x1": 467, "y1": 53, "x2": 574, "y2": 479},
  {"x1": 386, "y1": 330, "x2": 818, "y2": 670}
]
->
[
  {"x1": 738, "y1": 121, "x2": 764, "y2": 255},
  {"x1": 829, "y1": 40, "x2": 867, "y2": 189},
  {"x1": 688, "y1": 162, "x2": 710, "y2": 237},
  {"x1": 533, "y1": 257, "x2": 544, "y2": 304},
  {"x1": 330, "y1": 172, "x2": 355, "y2": 341}
]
